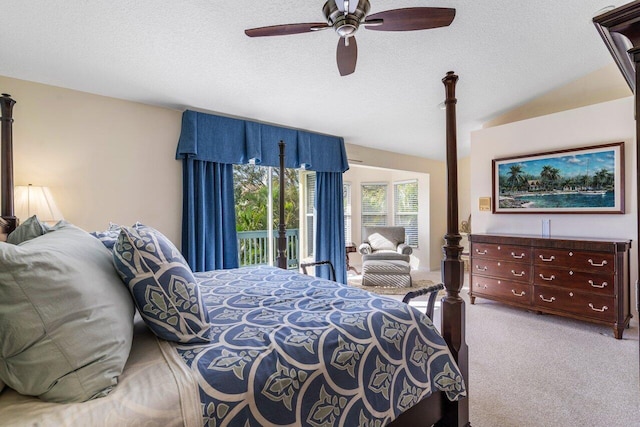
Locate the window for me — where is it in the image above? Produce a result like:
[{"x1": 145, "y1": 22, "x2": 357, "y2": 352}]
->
[
  {"x1": 394, "y1": 180, "x2": 418, "y2": 247},
  {"x1": 233, "y1": 164, "x2": 300, "y2": 268},
  {"x1": 343, "y1": 182, "x2": 352, "y2": 243},
  {"x1": 361, "y1": 183, "x2": 388, "y2": 235},
  {"x1": 303, "y1": 172, "x2": 316, "y2": 258}
]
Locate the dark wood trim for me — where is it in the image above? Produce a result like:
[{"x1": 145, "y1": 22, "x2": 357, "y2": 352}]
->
[
  {"x1": 0, "y1": 93, "x2": 17, "y2": 241},
  {"x1": 388, "y1": 71, "x2": 470, "y2": 427},
  {"x1": 593, "y1": 0, "x2": 640, "y2": 383},
  {"x1": 276, "y1": 140, "x2": 287, "y2": 269},
  {"x1": 468, "y1": 233, "x2": 631, "y2": 252},
  {"x1": 440, "y1": 71, "x2": 470, "y2": 426}
]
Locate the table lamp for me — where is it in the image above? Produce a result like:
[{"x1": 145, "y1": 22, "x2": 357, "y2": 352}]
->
[{"x1": 14, "y1": 184, "x2": 64, "y2": 225}]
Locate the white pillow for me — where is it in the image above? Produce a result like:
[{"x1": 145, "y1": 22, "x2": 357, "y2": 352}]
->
[{"x1": 0, "y1": 222, "x2": 135, "y2": 402}]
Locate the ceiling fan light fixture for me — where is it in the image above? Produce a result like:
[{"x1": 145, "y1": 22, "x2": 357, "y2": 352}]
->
[
  {"x1": 336, "y1": 21, "x2": 358, "y2": 37},
  {"x1": 324, "y1": 0, "x2": 370, "y2": 36}
]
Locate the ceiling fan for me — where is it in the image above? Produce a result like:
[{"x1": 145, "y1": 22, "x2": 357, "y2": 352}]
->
[{"x1": 245, "y1": 0, "x2": 456, "y2": 76}]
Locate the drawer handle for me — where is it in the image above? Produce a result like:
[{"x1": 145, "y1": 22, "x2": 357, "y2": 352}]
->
[
  {"x1": 475, "y1": 283, "x2": 488, "y2": 290},
  {"x1": 511, "y1": 290, "x2": 526, "y2": 297},
  {"x1": 539, "y1": 295, "x2": 556, "y2": 303},
  {"x1": 588, "y1": 259, "x2": 608, "y2": 267},
  {"x1": 475, "y1": 265, "x2": 488, "y2": 271},
  {"x1": 511, "y1": 252, "x2": 525, "y2": 259},
  {"x1": 475, "y1": 249, "x2": 488, "y2": 255},
  {"x1": 588, "y1": 303, "x2": 609, "y2": 312},
  {"x1": 511, "y1": 270, "x2": 526, "y2": 277},
  {"x1": 588, "y1": 280, "x2": 608, "y2": 289},
  {"x1": 539, "y1": 274, "x2": 555, "y2": 281},
  {"x1": 539, "y1": 255, "x2": 555, "y2": 262}
]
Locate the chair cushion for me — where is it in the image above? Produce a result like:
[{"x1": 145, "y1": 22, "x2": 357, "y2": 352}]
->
[
  {"x1": 0, "y1": 222, "x2": 134, "y2": 402},
  {"x1": 113, "y1": 224, "x2": 212, "y2": 344},
  {"x1": 362, "y1": 252, "x2": 410, "y2": 263}
]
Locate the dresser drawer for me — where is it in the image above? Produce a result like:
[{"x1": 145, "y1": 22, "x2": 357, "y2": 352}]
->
[
  {"x1": 533, "y1": 248, "x2": 615, "y2": 274},
  {"x1": 472, "y1": 243, "x2": 531, "y2": 262},
  {"x1": 534, "y1": 285, "x2": 615, "y2": 322},
  {"x1": 471, "y1": 276, "x2": 531, "y2": 306},
  {"x1": 471, "y1": 259, "x2": 531, "y2": 282},
  {"x1": 533, "y1": 266, "x2": 614, "y2": 296}
]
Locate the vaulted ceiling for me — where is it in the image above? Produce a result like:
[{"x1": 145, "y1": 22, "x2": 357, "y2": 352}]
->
[{"x1": 0, "y1": 0, "x2": 630, "y2": 160}]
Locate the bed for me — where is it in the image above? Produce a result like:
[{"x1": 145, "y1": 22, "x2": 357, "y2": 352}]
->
[{"x1": 0, "y1": 72, "x2": 470, "y2": 426}]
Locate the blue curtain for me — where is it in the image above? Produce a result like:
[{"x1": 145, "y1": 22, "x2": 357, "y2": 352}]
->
[
  {"x1": 176, "y1": 110, "x2": 349, "y2": 276},
  {"x1": 176, "y1": 111, "x2": 348, "y2": 172},
  {"x1": 315, "y1": 172, "x2": 347, "y2": 284},
  {"x1": 181, "y1": 158, "x2": 238, "y2": 272}
]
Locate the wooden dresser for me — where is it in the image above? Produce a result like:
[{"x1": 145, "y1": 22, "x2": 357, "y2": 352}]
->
[{"x1": 469, "y1": 234, "x2": 632, "y2": 339}]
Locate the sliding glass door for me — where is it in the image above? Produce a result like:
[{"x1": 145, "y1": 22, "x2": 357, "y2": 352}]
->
[{"x1": 234, "y1": 164, "x2": 300, "y2": 268}]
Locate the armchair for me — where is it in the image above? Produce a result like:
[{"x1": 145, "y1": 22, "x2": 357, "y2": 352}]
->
[
  {"x1": 358, "y1": 226, "x2": 412, "y2": 263},
  {"x1": 359, "y1": 226, "x2": 413, "y2": 288}
]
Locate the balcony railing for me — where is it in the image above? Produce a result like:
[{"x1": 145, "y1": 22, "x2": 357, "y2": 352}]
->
[{"x1": 237, "y1": 229, "x2": 299, "y2": 269}]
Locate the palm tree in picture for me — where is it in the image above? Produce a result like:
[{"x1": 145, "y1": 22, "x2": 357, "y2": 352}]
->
[
  {"x1": 540, "y1": 165, "x2": 561, "y2": 191},
  {"x1": 506, "y1": 164, "x2": 525, "y2": 192}
]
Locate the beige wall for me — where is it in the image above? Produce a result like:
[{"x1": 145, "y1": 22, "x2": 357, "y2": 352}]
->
[
  {"x1": 343, "y1": 166, "x2": 431, "y2": 271},
  {"x1": 471, "y1": 96, "x2": 637, "y2": 313},
  {"x1": 0, "y1": 75, "x2": 184, "y2": 244},
  {"x1": 485, "y1": 63, "x2": 631, "y2": 128},
  {"x1": 345, "y1": 143, "x2": 450, "y2": 270},
  {"x1": 458, "y1": 155, "x2": 471, "y2": 227},
  {"x1": 0, "y1": 74, "x2": 468, "y2": 272}
]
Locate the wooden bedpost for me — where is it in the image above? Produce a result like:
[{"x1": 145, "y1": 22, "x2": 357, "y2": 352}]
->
[
  {"x1": 276, "y1": 140, "x2": 288, "y2": 269},
  {"x1": 0, "y1": 93, "x2": 18, "y2": 240},
  {"x1": 592, "y1": 0, "x2": 640, "y2": 388},
  {"x1": 439, "y1": 71, "x2": 470, "y2": 426}
]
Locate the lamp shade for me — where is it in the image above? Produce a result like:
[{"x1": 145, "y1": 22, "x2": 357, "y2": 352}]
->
[{"x1": 14, "y1": 185, "x2": 64, "y2": 225}]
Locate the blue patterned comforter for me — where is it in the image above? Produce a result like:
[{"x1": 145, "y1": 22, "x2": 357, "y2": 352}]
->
[{"x1": 173, "y1": 265, "x2": 465, "y2": 427}]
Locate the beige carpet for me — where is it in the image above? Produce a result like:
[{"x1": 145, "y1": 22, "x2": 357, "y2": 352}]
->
[
  {"x1": 443, "y1": 290, "x2": 639, "y2": 426},
  {"x1": 349, "y1": 269, "x2": 640, "y2": 425}
]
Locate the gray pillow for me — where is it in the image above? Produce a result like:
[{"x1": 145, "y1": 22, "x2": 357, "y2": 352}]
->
[
  {"x1": 0, "y1": 222, "x2": 135, "y2": 402},
  {"x1": 368, "y1": 232, "x2": 397, "y2": 251},
  {"x1": 6, "y1": 215, "x2": 49, "y2": 244}
]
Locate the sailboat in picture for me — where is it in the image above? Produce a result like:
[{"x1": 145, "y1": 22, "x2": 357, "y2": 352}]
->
[{"x1": 578, "y1": 159, "x2": 608, "y2": 196}]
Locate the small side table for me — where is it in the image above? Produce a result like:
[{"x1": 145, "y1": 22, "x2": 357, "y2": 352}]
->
[{"x1": 346, "y1": 242, "x2": 359, "y2": 274}]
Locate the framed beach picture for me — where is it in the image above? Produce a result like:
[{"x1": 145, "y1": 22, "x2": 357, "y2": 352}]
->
[{"x1": 492, "y1": 142, "x2": 624, "y2": 214}]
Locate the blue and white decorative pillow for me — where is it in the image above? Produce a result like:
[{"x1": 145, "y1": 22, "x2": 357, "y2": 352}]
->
[
  {"x1": 112, "y1": 224, "x2": 212, "y2": 343},
  {"x1": 91, "y1": 222, "x2": 141, "y2": 250}
]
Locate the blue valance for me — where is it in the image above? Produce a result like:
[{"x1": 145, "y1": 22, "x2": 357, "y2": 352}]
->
[{"x1": 176, "y1": 110, "x2": 349, "y2": 173}]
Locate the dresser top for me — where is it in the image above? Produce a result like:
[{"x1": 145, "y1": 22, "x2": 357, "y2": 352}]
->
[{"x1": 469, "y1": 233, "x2": 631, "y2": 251}]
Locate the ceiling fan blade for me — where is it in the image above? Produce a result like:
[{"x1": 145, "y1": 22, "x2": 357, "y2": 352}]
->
[
  {"x1": 365, "y1": 7, "x2": 455, "y2": 31},
  {"x1": 245, "y1": 23, "x2": 329, "y2": 37},
  {"x1": 337, "y1": 37, "x2": 357, "y2": 76}
]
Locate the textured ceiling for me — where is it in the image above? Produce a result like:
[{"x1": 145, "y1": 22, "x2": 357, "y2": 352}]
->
[{"x1": 0, "y1": 0, "x2": 629, "y2": 160}]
